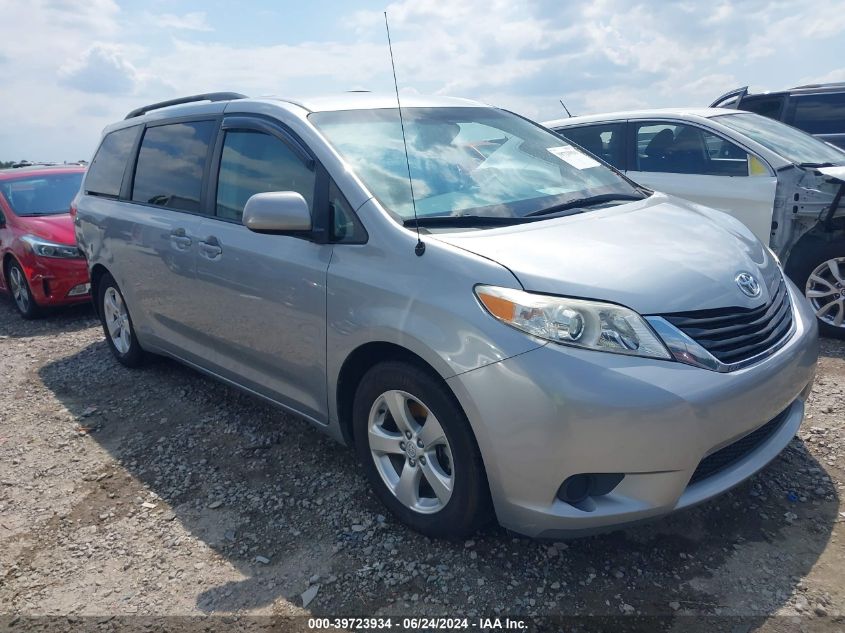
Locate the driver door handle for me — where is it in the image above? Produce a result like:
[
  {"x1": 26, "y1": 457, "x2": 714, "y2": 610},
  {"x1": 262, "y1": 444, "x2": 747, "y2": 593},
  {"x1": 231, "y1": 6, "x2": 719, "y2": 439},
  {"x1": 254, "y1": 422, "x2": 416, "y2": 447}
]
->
[{"x1": 169, "y1": 228, "x2": 192, "y2": 250}]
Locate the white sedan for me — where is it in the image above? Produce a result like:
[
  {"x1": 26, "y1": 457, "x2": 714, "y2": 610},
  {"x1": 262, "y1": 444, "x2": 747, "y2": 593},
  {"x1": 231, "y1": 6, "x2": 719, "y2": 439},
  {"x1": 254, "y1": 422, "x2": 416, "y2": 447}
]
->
[{"x1": 546, "y1": 108, "x2": 845, "y2": 338}]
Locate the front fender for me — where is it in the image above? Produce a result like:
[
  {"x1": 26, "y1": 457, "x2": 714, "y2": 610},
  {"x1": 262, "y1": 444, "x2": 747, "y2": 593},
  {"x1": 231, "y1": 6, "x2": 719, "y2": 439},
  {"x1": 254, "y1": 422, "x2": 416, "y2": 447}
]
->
[{"x1": 325, "y1": 230, "x2": 544, "y2": 430}]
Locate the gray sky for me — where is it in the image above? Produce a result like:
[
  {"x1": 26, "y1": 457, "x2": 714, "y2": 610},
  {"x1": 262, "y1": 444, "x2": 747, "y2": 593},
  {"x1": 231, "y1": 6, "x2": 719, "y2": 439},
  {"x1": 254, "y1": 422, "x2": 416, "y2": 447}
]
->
[{"x1": 2, "y1": 0, "x2": 844, "y2": 161}]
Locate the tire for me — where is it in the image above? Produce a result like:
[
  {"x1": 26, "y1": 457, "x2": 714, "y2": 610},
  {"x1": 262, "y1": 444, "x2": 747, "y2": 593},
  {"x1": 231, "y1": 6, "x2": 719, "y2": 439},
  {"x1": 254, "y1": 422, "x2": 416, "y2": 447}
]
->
[
  {"x1": 97, "y1": 272, "x2": 146, "y2": 367},
  {"x1": 5, "y1": 259, "x2": 42, "y2": 320},
  {"x1": 352, "y1": 361, "x2": 493, "y2": 538},
  {"x1": 785, "y1": 237, "x2": 845, "y2": 339}
]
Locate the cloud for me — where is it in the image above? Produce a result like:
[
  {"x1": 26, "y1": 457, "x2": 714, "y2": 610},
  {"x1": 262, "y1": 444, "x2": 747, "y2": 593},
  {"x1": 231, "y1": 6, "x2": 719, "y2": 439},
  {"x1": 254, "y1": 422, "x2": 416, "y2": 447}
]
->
[
  {"x1": 146, "y1": 11, "x2": 213, "y2": 32},
  {"x1": 59, "y1": 45, "x2": 138, "y2": 95},
  {"x1": 1, "y1": 0, "x2": 845, "y2": 160}
]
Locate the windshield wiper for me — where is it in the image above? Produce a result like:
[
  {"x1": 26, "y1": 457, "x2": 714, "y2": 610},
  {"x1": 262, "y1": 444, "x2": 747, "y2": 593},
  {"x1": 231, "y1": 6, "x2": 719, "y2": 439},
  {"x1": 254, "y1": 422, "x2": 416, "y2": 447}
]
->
[
  {"x1": 524, "y1": 193, "x2": 646, "y2": 218},
  {"x1": 402, "y1": 193, "x2": 648, "y2": 227},
  {"x1": 403, "y1": 215, "x2": 535, "y2": 228},
  {"x1": 799, "y1": 162, "x2": 838, "y2": 168}
]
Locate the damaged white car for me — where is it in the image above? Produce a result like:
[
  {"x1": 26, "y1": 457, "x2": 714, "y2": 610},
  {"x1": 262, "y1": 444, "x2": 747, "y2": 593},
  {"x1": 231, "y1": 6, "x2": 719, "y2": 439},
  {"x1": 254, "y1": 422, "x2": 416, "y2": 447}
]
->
[{"x1": 546, "y1": 109, "x2": 845, "y2": 337}]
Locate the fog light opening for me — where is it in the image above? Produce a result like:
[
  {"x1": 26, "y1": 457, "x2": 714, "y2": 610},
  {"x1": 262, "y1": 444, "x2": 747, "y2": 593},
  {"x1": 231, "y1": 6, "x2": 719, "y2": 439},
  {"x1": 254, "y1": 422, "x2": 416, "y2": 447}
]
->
[
  {"x1": 556, "y1": 473, "x2": 625, "y2": 507},
  {"x1": 557, "y1": 474, "x2": 593, "y2": 505},
  {"x1": 67, "y1": 282, "x2": 91, "y2": 297}
]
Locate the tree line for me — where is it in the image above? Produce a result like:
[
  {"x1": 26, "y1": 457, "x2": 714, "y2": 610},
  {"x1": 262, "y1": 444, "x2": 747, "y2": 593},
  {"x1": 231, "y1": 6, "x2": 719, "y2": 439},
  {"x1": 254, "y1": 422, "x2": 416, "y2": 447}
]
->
[{"x1": 1, "y1": 160, "x2": 88, "y2": 169}]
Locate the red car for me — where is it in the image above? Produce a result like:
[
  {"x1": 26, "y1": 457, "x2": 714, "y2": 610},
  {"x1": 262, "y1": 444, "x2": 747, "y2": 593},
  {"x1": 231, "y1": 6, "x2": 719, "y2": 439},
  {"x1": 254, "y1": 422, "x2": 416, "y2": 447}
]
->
[{"x1": 0, "y1": 165, "x2": 89, "y2": 318}]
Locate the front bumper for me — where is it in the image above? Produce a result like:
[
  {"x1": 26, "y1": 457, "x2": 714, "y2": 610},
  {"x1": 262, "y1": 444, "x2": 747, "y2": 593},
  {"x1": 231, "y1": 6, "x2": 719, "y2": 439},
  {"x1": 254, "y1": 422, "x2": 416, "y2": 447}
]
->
[
  {"x1": 24, "y1": 256, "x2": 91, "y2": 307},
  {"x1": 448, "y1": 280, "x2": 819, "y2": 538}
]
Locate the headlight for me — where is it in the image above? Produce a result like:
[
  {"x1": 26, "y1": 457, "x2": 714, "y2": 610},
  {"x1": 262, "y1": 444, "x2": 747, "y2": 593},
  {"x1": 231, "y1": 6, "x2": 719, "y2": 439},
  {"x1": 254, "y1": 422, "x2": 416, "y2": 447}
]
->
[
  {"x1": 21, "y1": 235, "x2": 83, "y2": 259},
  {"x1": 474, "y1": 285, "x2": 671, "y2": 359}
]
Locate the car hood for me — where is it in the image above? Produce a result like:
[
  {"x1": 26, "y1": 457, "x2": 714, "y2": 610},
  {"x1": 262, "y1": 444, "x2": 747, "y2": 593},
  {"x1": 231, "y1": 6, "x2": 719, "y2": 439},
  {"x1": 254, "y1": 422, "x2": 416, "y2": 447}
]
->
[
  {"x1": 15, "y1": 214, "x2": 77, "y2": 244},
  {"x1": 431, "y1": 193, "x2": 781, "y2": 315}
]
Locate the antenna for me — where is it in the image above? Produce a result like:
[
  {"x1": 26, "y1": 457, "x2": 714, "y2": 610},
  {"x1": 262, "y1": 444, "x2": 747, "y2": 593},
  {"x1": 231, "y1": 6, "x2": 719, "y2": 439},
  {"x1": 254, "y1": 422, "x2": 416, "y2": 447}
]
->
[
  {"x1": 384, "y1": 11, "x2": 425, "y2": 257},
  {"x1": 559, "y1": 99, "x2": 572, "y2": 118}
]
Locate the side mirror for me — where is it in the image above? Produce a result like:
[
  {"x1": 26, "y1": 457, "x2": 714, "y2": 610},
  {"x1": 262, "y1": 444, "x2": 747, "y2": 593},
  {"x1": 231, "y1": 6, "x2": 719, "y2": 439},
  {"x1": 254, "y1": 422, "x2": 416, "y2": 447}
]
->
[{"x1": 242, "y1": 192, "x2": 312, "y2": 234}]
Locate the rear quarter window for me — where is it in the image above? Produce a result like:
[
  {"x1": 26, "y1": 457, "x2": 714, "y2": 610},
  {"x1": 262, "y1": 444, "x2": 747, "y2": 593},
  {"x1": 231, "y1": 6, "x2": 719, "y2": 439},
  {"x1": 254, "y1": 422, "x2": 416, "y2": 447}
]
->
[{"x1": 85, "y1": 125, "x2": 141, "y2": 197}]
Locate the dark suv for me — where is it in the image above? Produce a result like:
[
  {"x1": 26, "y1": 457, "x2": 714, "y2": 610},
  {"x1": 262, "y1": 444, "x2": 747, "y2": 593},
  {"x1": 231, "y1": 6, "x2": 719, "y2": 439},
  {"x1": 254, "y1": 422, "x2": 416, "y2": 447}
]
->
[{"x1": 711, "y1": 83, "x2": 845, "y2": 149}]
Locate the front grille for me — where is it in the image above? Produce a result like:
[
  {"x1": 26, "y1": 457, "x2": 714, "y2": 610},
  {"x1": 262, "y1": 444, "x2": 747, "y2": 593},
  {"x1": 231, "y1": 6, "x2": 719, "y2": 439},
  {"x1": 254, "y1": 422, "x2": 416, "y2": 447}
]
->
[
  {"x1": 662, "y1": 275, "x2": 793, "y2": 366},
  {"x1": 688, "y1": 407, "x2": 790, "y2": 486}
]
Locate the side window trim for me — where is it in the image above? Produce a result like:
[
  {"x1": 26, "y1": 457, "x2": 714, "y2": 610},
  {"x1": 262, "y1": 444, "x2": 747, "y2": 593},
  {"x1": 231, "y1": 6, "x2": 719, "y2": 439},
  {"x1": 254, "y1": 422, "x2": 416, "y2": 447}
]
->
[
  {"x1": 618, "y1": 121, "x2": 629, "y2": 172},
  {"x1": 221, "y1": 116, "x2": 315, "y2": 170},
  {"x1": 783, "y1": 96, "x2": 798, "y2": 127},
  {"x1": 119, "y1": 123, "x2": 145, "y2": 201}
]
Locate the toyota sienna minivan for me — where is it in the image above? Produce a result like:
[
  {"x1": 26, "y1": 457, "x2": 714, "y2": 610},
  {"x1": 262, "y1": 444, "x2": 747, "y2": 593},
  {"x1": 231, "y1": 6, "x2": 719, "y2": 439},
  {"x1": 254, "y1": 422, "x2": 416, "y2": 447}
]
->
[{"x1": 74, "y1": 92, "x2": 819, "y2": 538}]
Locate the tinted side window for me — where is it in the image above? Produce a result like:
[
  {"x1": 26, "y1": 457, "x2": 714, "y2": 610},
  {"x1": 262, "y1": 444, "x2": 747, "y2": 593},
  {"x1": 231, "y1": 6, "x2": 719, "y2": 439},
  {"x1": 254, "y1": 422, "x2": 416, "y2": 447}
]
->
[
  {"x1": 792, "y1": 93, "x2": 845, "y2": 135},
  {"x1": 85, "y1": 126, "x2": 141, "y2": 197},
  {"x1": 739, "y1": 96, "x2": 785, "y2": 120},
  {"x1": 634, "y1": 122, "x2": 749, "y2": 176},
  {"x1": 556, "y1": 123, "x2": 625, "y2": 170},
  {"x1": 216, "y1": 130, "x2": 315, "y2": 222},
  {"x1": 132, "y1": 121, "x2": 216, "y2": 212}
]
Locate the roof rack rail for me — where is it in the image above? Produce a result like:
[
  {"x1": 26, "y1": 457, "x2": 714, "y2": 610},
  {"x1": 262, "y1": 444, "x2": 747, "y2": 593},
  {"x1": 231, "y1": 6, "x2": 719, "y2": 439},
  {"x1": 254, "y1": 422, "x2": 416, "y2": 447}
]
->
[
  {"x1": 790, "y1": 81, "x2": 845, "y2": 90},
  {"x1": 125, "y1": 92, "x2": 247, "y2": 120}
]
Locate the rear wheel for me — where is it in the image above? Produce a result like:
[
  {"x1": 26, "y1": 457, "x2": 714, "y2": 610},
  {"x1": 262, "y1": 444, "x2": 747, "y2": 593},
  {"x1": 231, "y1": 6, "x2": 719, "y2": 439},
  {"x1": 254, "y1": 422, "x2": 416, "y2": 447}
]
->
[
  {"x1": 352, "y1": 361, "x2": 493, "y2": 538},
  {"x1": 98, "y1": 272, "x2": 146, "y2": 367},
  {"x1": 786, "y1": 238, "x2": 845, "y2": 339},
  {"x1": 6, "y1": 260, "x2": 42, "y2": 319}
]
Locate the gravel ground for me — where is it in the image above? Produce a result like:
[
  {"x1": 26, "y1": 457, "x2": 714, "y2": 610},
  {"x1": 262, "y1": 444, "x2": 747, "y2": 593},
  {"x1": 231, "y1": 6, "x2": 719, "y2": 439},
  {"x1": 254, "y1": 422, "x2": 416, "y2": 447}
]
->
[{"x1": 0, "y1": 297, "x2": 843, "y2": 631}]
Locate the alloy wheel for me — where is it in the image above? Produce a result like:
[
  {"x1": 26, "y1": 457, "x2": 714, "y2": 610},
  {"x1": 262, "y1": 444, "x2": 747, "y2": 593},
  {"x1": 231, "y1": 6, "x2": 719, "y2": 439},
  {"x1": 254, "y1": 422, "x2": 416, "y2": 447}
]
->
[
  {"x1": 367, "y1": 389, "x2": 454, "y2": 514},
  {"x1": 103, "y1": 286, "x2": 132, "y2": 354},
  {"x1": 806, "y1": 257, "x2": 845, "y2": 329},
  {"x1": 9, "y1": 266, "x2": 30, "y2": 313}
]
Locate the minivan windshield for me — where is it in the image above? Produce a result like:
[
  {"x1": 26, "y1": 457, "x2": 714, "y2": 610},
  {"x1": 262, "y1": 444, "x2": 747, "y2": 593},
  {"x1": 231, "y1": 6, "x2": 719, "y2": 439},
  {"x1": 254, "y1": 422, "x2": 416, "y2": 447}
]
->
[
  {"x1": 310, "y1": 107, "x2": 644, "y2": 221},
  {"x1": 715, "y1": 112, "x2": 845, "y2": 167}
]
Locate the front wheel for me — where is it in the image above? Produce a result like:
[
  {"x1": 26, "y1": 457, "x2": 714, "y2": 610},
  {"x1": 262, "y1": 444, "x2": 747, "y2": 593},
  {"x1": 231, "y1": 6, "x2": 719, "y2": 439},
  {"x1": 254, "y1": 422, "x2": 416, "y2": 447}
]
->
[
  {"x1": 353, "y1": 361, "x2": 493, "y2": 538},
  {"x1": 6, "y1": 260, "x2": 42, "y2": 319},
  {"x1": 98, "y1": 272, "x2": 146, "y2": 367},
  {"x1": 786, "y1": 238, "x2": 845, "y2": 339}
]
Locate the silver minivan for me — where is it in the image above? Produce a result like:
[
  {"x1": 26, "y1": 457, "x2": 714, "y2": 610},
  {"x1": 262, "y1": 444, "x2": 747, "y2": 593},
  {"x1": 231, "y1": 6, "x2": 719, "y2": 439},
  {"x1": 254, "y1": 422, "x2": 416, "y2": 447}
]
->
[{"x1": 74, "y1": 92, "x2": 819, "y2": 538}]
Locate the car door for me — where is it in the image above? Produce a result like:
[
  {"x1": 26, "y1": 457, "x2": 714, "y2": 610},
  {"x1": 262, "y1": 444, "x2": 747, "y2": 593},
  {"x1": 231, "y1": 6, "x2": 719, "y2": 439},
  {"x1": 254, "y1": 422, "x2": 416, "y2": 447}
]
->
[
  {"x1": 191, "y1": 117, "x2": 332, "y2": 422},
  {"x1": 116, "y1": 118, "x2": 218, "y2": 360},
  {"x1": 626, "y1": 120, "x2": 778, "y2": 245}
]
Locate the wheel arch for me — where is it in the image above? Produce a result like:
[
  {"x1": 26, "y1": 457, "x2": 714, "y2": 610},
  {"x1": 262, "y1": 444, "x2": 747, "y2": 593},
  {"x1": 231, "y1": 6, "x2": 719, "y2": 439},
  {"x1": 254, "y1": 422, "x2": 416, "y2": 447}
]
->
[
  {"x1": 2, "y1": 252, "x2": 24, "y2": 289},
  {"x1": 88, "y1": 263, "x2": 111, "y2": 317},
  {"x1": 2, "y1": 251, "x2": 16, "y2": 277},
  {"x1": 335, "y1": 341, "x2": 457, "y2": 447}
]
